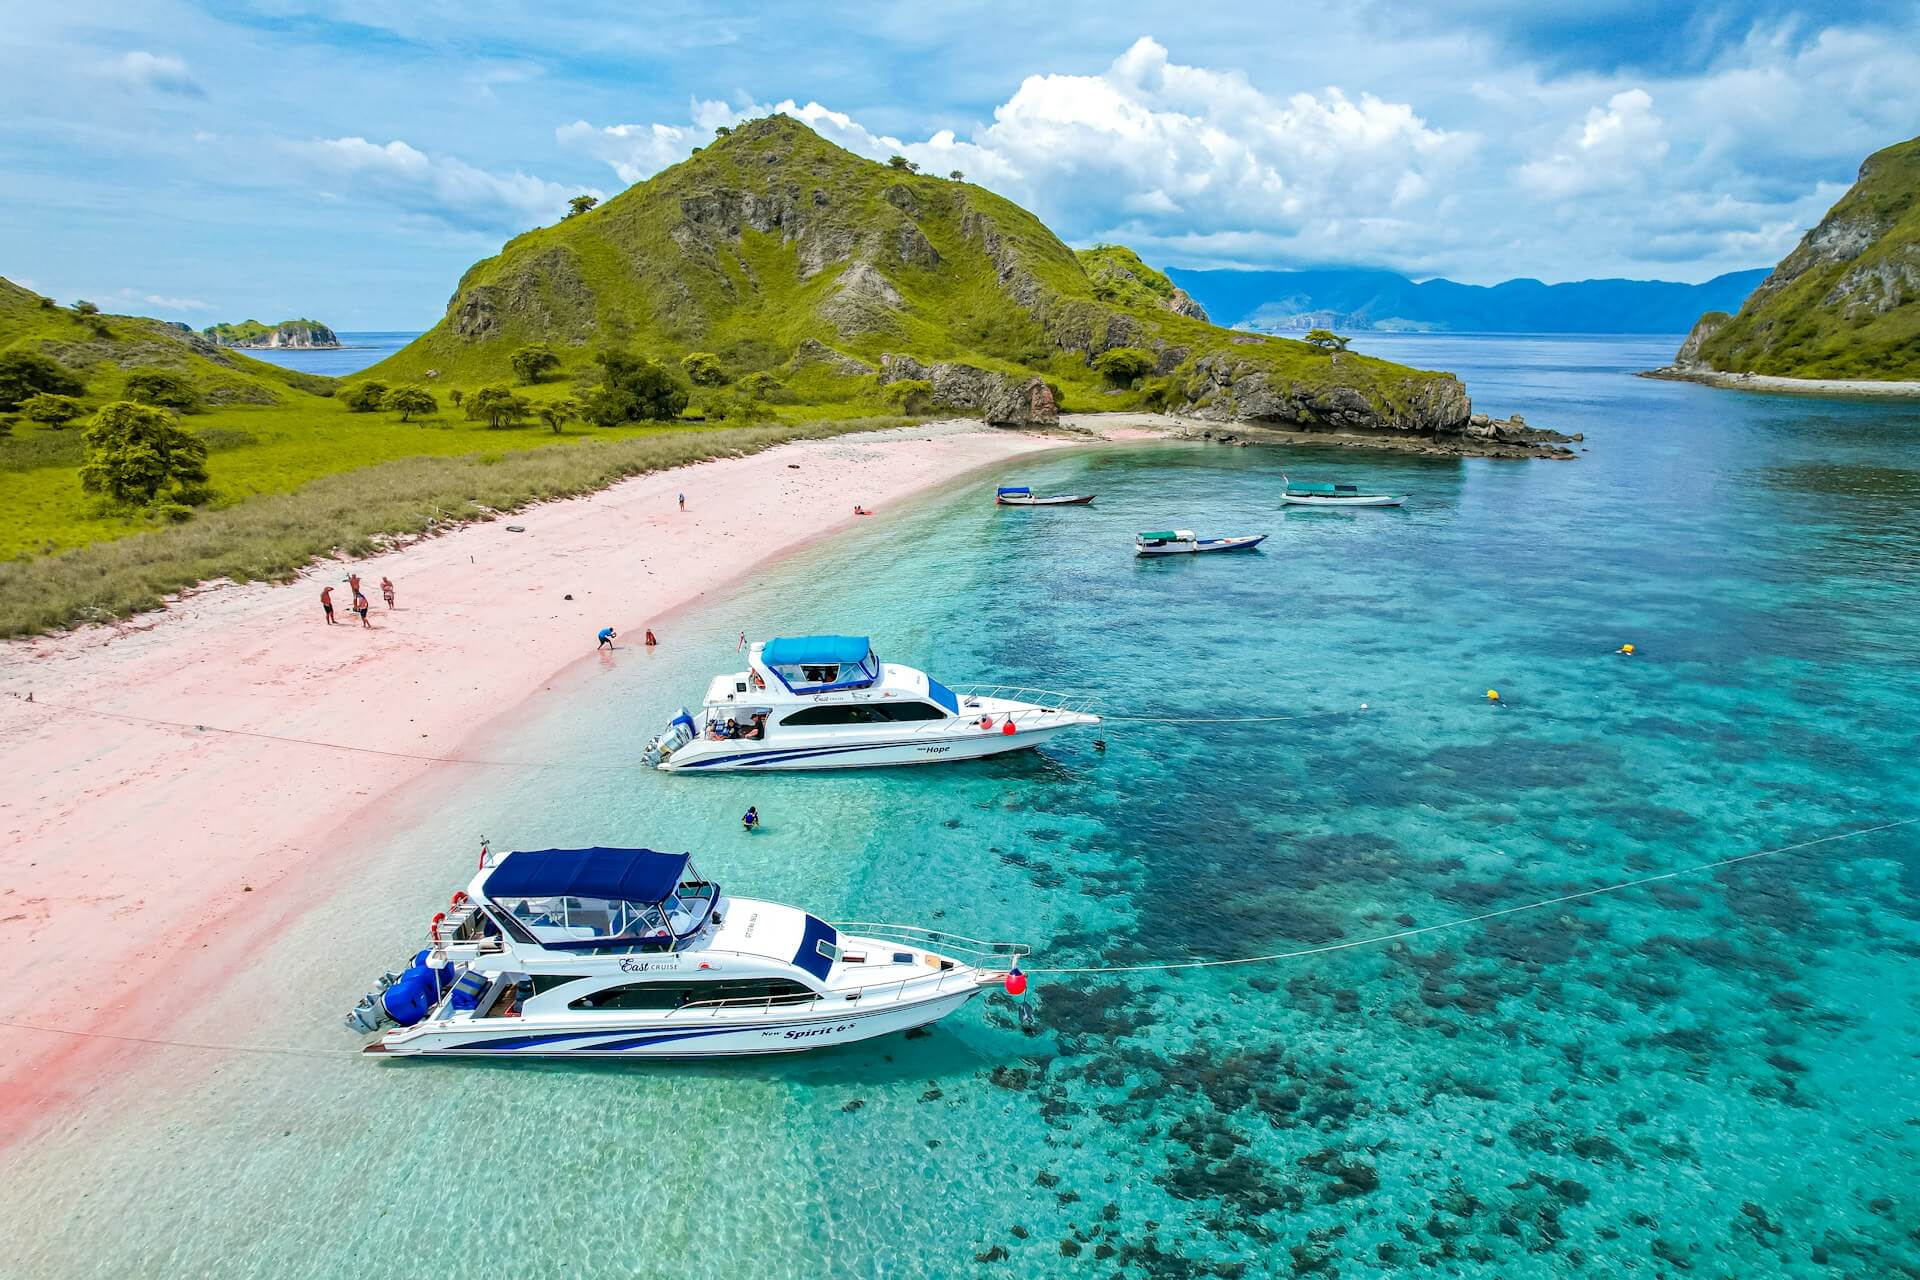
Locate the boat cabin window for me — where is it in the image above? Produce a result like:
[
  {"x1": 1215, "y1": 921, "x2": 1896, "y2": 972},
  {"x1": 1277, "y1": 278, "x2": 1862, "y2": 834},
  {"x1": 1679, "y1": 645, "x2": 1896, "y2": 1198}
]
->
[
  {"x1": 781, "y1": 701, "x2": 947, "y2": 726},
  {"x1": 800, "y1": 664, "x2": 841, "y2": 684},
  {"x1": 568, "y1": 977, "x2": 816, "y2": 1011},
  {"x1": 495, "y1": 881, "x2": 716, "y2": 952}
]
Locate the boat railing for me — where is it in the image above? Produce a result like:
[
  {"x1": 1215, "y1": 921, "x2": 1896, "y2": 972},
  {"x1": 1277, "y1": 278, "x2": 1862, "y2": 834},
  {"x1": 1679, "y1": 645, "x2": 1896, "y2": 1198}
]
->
[
  {"x1": 832, "y1": 921, "x2": 1031, "y2": 965},
  {"x1": 940, "y1": 684, "x2": 1101, "y2": 724}
]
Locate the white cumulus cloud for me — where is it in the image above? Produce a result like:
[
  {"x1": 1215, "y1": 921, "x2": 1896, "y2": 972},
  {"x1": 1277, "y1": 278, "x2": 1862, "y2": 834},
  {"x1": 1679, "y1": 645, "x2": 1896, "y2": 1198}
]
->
[
  {"x1": 1518, "y1": 88, "x2": 1669, "y2": 199},
  {"x1": 295, "y1": 136, "x2": 595, "y2": 234},
  {"x1": 108, "y1": 51, "x2": 205, "y2": 98}
]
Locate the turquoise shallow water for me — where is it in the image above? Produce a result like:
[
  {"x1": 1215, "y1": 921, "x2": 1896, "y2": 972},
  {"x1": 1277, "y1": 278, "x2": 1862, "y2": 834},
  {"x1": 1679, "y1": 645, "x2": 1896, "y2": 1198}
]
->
[{"x1": 3, "y1": 334, "x2": 1918, "y2": 1277}]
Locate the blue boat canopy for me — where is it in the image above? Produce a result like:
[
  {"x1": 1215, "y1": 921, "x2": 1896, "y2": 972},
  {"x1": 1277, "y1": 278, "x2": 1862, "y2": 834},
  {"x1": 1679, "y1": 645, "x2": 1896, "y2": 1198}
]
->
[
  {"x1": 486, "y1": 847, "x2": 691, "y2": 904},
  {"x1": 762, "y1": 635, "x2": 872, "y2": 666},
  {"x1": 996, "y1": 486, "x2": 1030, "y2": 495}
]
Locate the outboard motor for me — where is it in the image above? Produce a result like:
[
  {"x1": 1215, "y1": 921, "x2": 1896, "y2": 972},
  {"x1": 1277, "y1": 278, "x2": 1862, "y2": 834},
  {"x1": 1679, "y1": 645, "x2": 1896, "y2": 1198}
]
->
[
  {"x1": 643, "y1": 707, "x2": 698, "y2": 766},
  {"x1": 344, "y1": 950, "x2": 458, "y2": 1033}
]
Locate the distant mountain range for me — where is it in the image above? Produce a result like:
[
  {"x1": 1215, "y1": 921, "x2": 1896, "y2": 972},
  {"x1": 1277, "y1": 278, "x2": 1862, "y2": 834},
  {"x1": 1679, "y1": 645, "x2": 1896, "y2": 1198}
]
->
[{"x1": 1166, "y1": 266, "x2": 1769, "y2": 335}]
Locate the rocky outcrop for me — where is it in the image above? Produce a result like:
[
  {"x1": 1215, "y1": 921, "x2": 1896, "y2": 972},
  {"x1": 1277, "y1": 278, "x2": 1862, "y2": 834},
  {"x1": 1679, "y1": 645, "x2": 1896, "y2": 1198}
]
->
[
  {"x1": 450, "y1": 246, "x2": 594, "y2": 343},
  {"x1": 820, "y1": 261, "x2": 904, "y2": 336},
  {"x1": 1178, "y1": 353, "x2": 1471, "y2": 435},
  {"x1": 1674, "y1": 312, "x2": 1729, "y2": 369},
  {"x1": 877, "y1": 355, "x2": 1058, "y2": 425},
  {"x1": 789, "y1": 338, "x2": 875, "y2": 376},
  {"x1": 1166, "y1": 287, "x2": 1209, "y2": 323},
  {"x1": 202, "y1": 319, "x2": 340, "y2": 349}
]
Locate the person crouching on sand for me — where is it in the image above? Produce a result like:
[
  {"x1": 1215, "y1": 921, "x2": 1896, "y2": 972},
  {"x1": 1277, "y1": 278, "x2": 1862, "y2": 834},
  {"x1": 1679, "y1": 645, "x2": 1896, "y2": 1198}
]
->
[
  {"x1": 320, "y1": 585, "x2": 336, "y2": 625},
  {"x1": 598, "y1": 626, "x2": 616, "y2": 650}
]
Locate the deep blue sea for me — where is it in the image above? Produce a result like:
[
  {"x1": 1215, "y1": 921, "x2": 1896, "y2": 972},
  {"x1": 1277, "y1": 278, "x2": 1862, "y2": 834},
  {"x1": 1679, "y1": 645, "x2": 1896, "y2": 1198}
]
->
[
  {"x1": 3, "y1": 334, "x2": 1917, "y2": 1278},
  {"x1": 242, "y1": 330, "x2": 420, "y2": 376}
]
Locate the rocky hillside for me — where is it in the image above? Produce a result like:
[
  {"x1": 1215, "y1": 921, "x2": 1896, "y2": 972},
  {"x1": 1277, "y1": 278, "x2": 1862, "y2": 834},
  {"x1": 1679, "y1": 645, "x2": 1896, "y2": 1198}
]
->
[
  {"x1": 0, "y1": 277, "x2": 335, "y2": 408},
  {"x1": 1675, "y1": 134, "x2": 1920, "y2": 379},
  {"x1": 203, "y1": 318, "x2": 340, "y2": 349},
  {"x1": 366, "y1": 115, "x2": 1493, "y2": 439}
]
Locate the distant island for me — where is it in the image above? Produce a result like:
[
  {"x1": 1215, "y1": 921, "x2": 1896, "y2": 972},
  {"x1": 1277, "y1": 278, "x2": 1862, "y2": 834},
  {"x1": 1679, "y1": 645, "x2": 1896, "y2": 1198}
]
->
[
  {"x1": 202, "y1": 318, "x2": 340, "y2": 349},
  {"x1": 1652, "y1": 132, "x2": 1919, "y2": 390},
  {"x1": 1167, "y1": 266, "x2": 1768, "y2": 335}
]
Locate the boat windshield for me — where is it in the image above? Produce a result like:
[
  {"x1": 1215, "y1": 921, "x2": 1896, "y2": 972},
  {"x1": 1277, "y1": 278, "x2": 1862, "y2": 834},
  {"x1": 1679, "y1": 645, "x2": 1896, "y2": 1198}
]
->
[{"x1": 501, "y1": 882, "x2": 717, "y2": 952}]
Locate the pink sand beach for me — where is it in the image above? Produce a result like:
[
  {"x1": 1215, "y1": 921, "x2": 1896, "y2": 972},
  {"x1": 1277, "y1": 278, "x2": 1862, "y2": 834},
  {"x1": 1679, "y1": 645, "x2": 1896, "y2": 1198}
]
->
[{"x1": 0, "y1": 423, "x2": 1065, "y2": 1147}]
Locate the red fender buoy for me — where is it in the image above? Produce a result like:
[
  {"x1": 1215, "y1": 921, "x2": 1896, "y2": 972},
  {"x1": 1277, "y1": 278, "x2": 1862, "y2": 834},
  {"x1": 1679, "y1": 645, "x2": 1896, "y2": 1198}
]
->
[
  {"x1": 1004, "y1": 966, "x2": 1028, "y2": 997},
  {"x1": 1002, "y1": 721, "x2": 1017, "y2": 736},
  {"x1": 430, "y1": 911, "x2": 446, "y2": 941}
]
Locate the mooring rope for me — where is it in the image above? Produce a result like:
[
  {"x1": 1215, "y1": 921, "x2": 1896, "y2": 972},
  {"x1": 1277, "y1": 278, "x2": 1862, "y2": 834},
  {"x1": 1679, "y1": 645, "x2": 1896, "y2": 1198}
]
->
[
  {"x1": 1024, "y1": 816, "x2": 1919, "y2": 975},
  {"x1": 0, "y1": 1017, "x2": 358, "y2": 1059},
  {"x1": 1100, "y1": 705, "x2": 1366, "y2": 724}
]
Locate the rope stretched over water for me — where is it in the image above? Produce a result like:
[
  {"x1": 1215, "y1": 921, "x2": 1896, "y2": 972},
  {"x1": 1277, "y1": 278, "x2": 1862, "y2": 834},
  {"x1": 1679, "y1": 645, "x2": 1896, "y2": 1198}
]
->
[
  {"x1": 1024, "y1": 816, "x2": 1919, "y2": 976},
  {"x1": 1100, "y1": 706, "x2": 1366, "y2": 724}
]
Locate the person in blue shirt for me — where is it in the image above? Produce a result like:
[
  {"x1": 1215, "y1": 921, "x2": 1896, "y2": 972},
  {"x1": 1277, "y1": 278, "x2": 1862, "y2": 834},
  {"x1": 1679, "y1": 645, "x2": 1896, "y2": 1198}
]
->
[{"x1": 597, "y1": 626, "x2": 616, "y2": 649}]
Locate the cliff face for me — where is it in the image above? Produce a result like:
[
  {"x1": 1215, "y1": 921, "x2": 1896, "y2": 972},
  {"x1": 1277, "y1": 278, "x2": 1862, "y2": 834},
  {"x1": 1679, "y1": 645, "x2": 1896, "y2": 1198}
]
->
[
  {"x1": 1680, "y1": 135, "x2": 1920, "y2": 379},
  {"x1": 367, "y1": 115, "x2": 1481, "y2": 438},
  {"x1": 203, "y1": 319, "x2": 341, "y2": 349}
]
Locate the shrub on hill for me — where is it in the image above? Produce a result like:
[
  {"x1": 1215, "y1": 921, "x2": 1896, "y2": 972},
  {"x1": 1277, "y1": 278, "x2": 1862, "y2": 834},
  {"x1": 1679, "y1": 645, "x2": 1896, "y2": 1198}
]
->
[
  {"x1": 0, "y1": 350, "x2": 85, "y2": 410},
  {"x1": 510, "y1": 342, "x2": 561, "y2": 384},
  {"x1": 883, "y1": 378, "x2": 934, "y2": 414},
  {"x1": 583, "y1": 351, "x2": 690, "y2": 425},
  {"x1": 342, "y1": 381, "x2": 389, "y2": 412},
  {"x1": 1093, "y1": 346, "x2": 1155, "y2": 387},
  {"x1": 681, "y1": 352, "x2": 726, "y2": 386},
  {"x1": 19, "y1": 392, "x2": 85, "y2": 427},
  {"x1": 80, "y1": 401, "x2": 210, "y2": 507},
  {"x1": 467, "y1": 385, "x2": 530, "y2": 429},
  {"x1": 381, "y1": 386, "x2": 437, "y2": 422},
  {"x1": 123, "y1": 367, "x2": 202, "y2": 412}
]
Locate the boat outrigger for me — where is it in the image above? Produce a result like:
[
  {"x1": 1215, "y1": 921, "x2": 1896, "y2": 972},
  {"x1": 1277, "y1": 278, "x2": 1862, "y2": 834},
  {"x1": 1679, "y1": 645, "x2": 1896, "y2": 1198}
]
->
[
  {"x1": 346, "y1": 844, "x2": 1027, "y2": 1059},
  {"x1": 1279, "y1": 474, "x2": 1409, "y2": 507},
  {"x1": 996, "y1": 486, "x2": 1095, "y2": 506},
  {"x1": 642, "y1": 635, "x2": 1099, "y2": 771},
  {"x1": 1134, "y1": 530, "x2": 1268, "y2": 556}
]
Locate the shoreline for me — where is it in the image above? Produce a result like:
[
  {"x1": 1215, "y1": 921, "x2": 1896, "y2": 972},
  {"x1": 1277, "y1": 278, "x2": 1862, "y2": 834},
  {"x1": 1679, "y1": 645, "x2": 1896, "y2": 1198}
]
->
[
  {"x1": 1059, "y1": 411, "x2": 1580, "y2": 459},
  {"x1": 0, "y1": 419, "x2": 1068, "y2": 1150},
  {"x1": 1640, "y1": 365, "x2": 1920, "y2": 398}
]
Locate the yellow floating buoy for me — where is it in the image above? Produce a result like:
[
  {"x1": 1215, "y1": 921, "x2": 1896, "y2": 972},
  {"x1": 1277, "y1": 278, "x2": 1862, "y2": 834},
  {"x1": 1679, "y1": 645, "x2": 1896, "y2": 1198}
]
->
[
  {"x1": 1486, "y1": 689, "x2": 1500, "y2": 702},
  {"x1": 1618, "y1": 643, "x2": 1635, "y2": 655}
]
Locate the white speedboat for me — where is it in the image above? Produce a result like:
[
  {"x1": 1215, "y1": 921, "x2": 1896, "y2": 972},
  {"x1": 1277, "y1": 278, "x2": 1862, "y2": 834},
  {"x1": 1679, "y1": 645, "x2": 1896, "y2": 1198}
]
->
[
  {"x1": 347, "y1": 845, "x2": 1026, "y2": 1059},
  {"x1": 1134, "y1": 530, "x2": 1268, "y2": 556},
  {"x1": 642, "y1": 635, "x2": 1098, "y2": 771},
  {"x1": 1279, "y1": 474, "x2": 1408, "y2": 507}
]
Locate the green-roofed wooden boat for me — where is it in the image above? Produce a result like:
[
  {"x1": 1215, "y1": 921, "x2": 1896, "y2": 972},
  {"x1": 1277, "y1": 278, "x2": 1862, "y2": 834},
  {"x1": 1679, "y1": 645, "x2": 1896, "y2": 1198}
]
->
[{"x1": 1279, "y1": 473, "x2": 1409, "y2": 507}]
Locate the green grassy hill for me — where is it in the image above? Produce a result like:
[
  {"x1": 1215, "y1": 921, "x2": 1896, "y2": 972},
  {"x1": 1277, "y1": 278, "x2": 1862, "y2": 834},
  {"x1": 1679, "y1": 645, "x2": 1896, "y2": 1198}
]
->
[
  {"x1": 203, "y1": 318, "x2": 340, "y2": 348},
  {"x1": 1682, "y1": 134, "x2": 1920, "y2": 379},
  {"x1": 365, "y1": 115, "x2": 1466, "y2": 430}
]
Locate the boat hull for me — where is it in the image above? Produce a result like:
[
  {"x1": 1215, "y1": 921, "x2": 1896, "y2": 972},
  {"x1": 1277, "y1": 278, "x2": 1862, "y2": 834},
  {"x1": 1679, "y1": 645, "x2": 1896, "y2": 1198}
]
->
[
  {"x1": 1135, "y1": 535, "x2": 1267, "y2": 556},
  {"x1": 376, "y1": 986, "x2": 981, "y2": 1058},
  {"x1": 1280, "y1": 493, "x2": 1406, "y2": 507},
  {"x1": 660, "y1": 718, "x2": 1091, "y2": 771},
  {"x1": 997, "y1": 495, "x2": 1095, "y2": 506}
]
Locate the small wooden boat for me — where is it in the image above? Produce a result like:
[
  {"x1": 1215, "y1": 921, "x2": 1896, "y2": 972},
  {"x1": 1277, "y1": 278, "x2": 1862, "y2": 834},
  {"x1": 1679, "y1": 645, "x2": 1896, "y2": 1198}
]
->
[
  {"x1": 1279, "y1": 474, "x2": 1408, "y2": 507},
  {"x1": 996, "y1": 486, "x2": 1095, "y2": 507},
  {"x1": 1135, "y1": 530, "x2": 1267, "y2": 556}
]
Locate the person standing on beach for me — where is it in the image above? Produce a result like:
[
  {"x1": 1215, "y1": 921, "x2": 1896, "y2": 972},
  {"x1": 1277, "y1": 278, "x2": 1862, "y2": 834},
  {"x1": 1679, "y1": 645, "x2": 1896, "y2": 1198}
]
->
[
  {"x1": 598, "y1": 626, "x2": 616, "y2": 649},
  {"x1": 348, "y1": 571, "x2": 361, "y2": 600},
  {"x1": 320, "y1": 586, "x2": 337, "y2": 625},
  {"x1": 678, "y1": 492, "x2": 686, "y2": 511},
  {"x1": 353, "y1": 590, "x2": 371, "y2": 628},
  {"x1": 381, "y1": 577, "x2": 396, "y2": 609},
  {"x1": 645, "y1": 629, "x2": 658, "y2": 646}
]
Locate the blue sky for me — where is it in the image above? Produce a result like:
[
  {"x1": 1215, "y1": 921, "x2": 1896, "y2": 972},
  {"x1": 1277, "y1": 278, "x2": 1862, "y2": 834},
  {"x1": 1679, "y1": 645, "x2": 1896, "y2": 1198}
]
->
[{"x1": 3, "y1": 0, "x2": 1918, "y2": 328}]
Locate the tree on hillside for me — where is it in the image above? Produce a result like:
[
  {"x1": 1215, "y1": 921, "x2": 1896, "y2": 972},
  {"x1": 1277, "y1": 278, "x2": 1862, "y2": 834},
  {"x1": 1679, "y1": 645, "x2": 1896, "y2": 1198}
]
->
[
  {"x1": 680, "y1": 352, "x2": 726, "y2": 386},
  {"x1": 566, "y1": 194, "x2": 599, "y2": 218},
  {"x1": 71, "y1": 299, "x2": 100, "y2": 316},
  {"x1": 342, "y1": 380, "x2": 389, "y2": 412},
  {"x1": 448, "y1": 388, "x2": 464, "y2": 409},
  {"x1": 382, "y1": 386, "x2": 437, "y2": 422},
  {"x1": 0, "y1": 350, "x2": 85, "y2": 410},
  {"x1": 883, "y1": 378, "x2": 935, "y2": 415},
  {"x1": 19, "y1": 393, "x2": 85, "y2": 427},
  {"x1": 537, "y1": 398, "x2": 582, "y2": 434},
  {"x1": 1303, "y1": 328, "x2": 1350, "y2": 352},
  {"x1": 583, "y1": 350, "x2": 690, "y2": 425},
  {"x1": 467, "y1": 384, "x2": 530, "y2": 429},
  {"x1": 714, "y1": 125, "x2": 732, "y2": 139},
  {"x1": 1093, "y1": 346, "x2": 1156, "y2": 387},
  {"x1": 888, "y1": 154, "x2": 922, "y2": 172},
  {"x1": 949, "y1": 169, "x2": 964, "y2": 181},
  {"x1": 510, "y1": 342, "x2": 561, "y2": 384},
  {"x1": 123, "y1": 367, "x2": 202, "y2": 412},
  {"x1": 79, "y1": 401, "x2": 209, "y2": 506}
]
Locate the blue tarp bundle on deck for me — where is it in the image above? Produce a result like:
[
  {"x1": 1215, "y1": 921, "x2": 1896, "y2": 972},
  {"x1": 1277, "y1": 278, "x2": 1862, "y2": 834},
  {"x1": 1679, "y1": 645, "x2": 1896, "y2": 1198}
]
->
[
  {"x1": 486, "y1": 847, "x2": 690, "y2": 904},
  {"x1": 996, "y1": 487, "x2": 1030, "y2": 495},
  {"x1": 762, "y1": 635, "x2": 872, "y2": 666}
]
